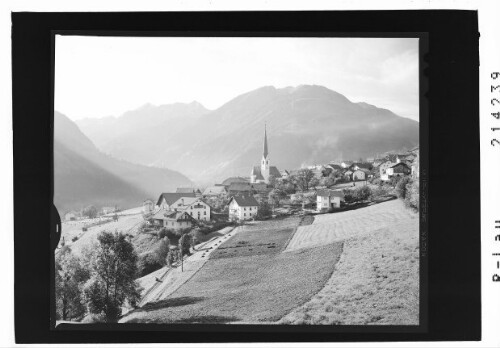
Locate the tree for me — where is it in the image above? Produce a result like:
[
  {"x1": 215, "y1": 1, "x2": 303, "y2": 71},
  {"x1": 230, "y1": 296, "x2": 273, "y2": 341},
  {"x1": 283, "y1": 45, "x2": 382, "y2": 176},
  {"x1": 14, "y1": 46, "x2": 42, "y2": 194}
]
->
[
  {"x1": 275, "y1": 178, "x2": 297, "y2": 195},
  {"x1": 155, "y1": 237, "x2": 170, "y2": 265},
  {"x1": 82, "y1": 205, "x2": 98, "y2": 219},
  {"x1": 395, "y1": 176, "x2": 412, "y2": 199},
  {"x1": 83, "y1": 231, "x2": 141, "y2": 322},
  {"x1": 256, "y1": 199, "x2": 272, "y2": 220},
  {"x1": 405, "y1": 179, "x2": 419, "y2": 211},
  {"x1": 268, "y1": 188, "x2": 286, "y2": 206},
  {"x1": 55, "y1": 249, "x2": 90, "y2": 321},
  {"x1": 178, "y1": 233, "x2": 192, "y2": 257},
  {"x1": 292, "y1": 168, "x2": 316, "y2": 192},
  {"x1": 267, "y1": 174, "x2": 277, "y2": 188},
  {"x1": 354, "y1": 185, "x2": 372, "y2": 202}
]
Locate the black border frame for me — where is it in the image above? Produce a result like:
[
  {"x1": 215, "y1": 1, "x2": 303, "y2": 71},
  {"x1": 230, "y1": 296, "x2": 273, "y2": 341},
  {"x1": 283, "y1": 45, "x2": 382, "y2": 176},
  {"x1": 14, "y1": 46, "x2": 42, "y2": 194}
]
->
[{"x1": 12, "y1": 11, "x2": 480, "y2": 343}]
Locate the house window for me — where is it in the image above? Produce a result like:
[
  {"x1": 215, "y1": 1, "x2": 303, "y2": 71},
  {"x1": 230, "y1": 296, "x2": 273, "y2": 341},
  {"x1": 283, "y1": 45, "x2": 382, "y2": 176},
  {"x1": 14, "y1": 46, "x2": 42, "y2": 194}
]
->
[
  {"x1": 204, "y1": 211, "x2": 206, "y2": 215},
  {"x1": 244, "y1": 207, "x2": 246, "y2": 211},
  {"x1": 244, "y1": 213, "x2": 246, "y2": 217}
]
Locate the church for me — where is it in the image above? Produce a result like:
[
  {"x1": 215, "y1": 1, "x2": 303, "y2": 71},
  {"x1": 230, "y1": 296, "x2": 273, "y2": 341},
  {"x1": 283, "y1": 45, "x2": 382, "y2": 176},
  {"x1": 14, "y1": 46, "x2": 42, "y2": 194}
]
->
[{"x1": 250, "y1": 125, "x2": 282, "y2": 184}]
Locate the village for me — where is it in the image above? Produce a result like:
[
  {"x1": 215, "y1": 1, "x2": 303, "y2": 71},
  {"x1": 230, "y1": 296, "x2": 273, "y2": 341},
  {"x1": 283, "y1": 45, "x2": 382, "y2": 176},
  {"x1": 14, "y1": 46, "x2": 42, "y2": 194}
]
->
[{"x1": 55, "y1": 125, "x2": 420, "y2": 325}]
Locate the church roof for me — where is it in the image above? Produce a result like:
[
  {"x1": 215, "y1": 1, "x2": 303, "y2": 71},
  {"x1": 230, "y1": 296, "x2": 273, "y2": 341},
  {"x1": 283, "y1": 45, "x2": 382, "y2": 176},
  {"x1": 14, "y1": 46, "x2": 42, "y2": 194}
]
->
[
  {"x1": 263, "y1": 124, "x2": 269, "y2": 158},
  {"x1": 251, "y1": 166, "x2": 265, "y2": 181},
  {"x1": 269, "y1": 166, "x2": 282, "y2": 178}
]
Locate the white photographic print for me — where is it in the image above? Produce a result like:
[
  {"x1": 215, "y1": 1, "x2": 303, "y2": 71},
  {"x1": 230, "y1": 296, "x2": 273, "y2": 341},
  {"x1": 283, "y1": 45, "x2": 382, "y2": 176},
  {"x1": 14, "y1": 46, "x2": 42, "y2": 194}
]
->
[{"x1": 53, "y1": 36, "x2": 420, "y2": 325}]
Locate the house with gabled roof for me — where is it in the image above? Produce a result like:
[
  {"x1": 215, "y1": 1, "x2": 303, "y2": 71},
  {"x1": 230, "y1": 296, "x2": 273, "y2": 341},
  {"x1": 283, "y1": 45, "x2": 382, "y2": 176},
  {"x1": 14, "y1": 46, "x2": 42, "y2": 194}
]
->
[
  {"x1": 316, "y1": 189, "x2": 345, "y2": 212},
  {"x1": 171, "y1": 197, "x2": 211, "y2": 221},
  {"x1": 352, "y1": 168, "x2": 372, "y2": 181},
  {"x1": 386, "y1": 162, "x2": 411, "y2": 178},
  {"x1": 228, "y1": 194, "x2": 259, "y2": 221},
  {"x1": 156, "y1": 192, "x2": 196, "y2": 210},
  {"x1": 152, "y1": 209, "x2": 195, "y2": 230}
]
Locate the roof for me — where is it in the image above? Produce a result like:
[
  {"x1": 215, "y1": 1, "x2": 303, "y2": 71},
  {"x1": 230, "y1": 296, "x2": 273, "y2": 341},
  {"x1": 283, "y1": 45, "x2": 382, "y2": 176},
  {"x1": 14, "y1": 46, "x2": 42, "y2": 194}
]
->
[
  {"x1": 328, "y1": 164, "x2": 343, "y2": 170},
  {"x1": 354, "y1": 168, "x2": 372, "y2": 174},
  {"x1": 221, "y1": 176, "x2": 249, "y2": 186},
  {"x1": 269, "y1": 166, "x2": 282, "y2": 178},
  {"x1": 251, "y1": 166, "x2": 265, "y2": 181},
  {"x1": 172, "y1": 196, "x2": 199, "y2": 208},
  {"x1": 263, "y1": 124, "x2": 269, "y2": 158},
  {"x1": 176, "y1": 187, "x2": 196, "y2": 194},
  {"x1": 156, "y1": 192, "x2": 196, "y2": 206},
  {"x1": 390, "y1": 162, "x2": 410, "y2": 168},
  {"x1": 203, "y1": 186, "x2": 227, "y2": 195},
  {"x1": 351, "y1": 162, "x2": 372, "y2": 169},
  {"x1": 229, "y1": 194, "x2": 259, "y2": 207},
  {"x1": 228, "y1": 182, "x2": 252, "y2": 192},
  {"x1": 153, "y1": 209, "x2": 194, "y2": 221},
  {"x1": 316, "y1": 189, "x2": 345, "y2": 199}
]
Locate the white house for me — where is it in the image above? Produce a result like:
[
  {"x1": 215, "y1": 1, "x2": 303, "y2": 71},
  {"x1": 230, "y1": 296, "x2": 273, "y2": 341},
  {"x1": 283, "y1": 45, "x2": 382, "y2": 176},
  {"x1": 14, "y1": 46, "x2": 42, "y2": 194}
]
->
[
  {"x1": 386, "y1": 162, "x2": 411, "y2": 179},
  {"x1": 156, "y1": 192, "x2": 197, "y2": 210},
  {"x1": 316, "y1": 189, "x2": 345, "y2": 212},
  {"x1": 378, "y1": 160, "x2": 394, "y2": 181},
  {"x1": 228, "y1": 194, "x2": 259, "y2": 221},
  {"x1": 352, "y1": 168, "x2": 371, "y2": 181},
  {"x1": 171, "y1": 197, "x2": 211, "y2": 221},
  {"x1": 152, "y1": 209, "x2": 194, "y2": 230}
]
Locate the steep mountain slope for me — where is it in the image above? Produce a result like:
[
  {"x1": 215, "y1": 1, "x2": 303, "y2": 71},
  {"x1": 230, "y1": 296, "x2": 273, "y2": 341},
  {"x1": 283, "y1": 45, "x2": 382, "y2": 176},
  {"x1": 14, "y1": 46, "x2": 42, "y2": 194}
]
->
[
  {"x1": 54, "y1": 111, "x2": 193, "y2": 213},
  {"x1": 77, "y1": 85, "x2": 419, "y2": 184}
]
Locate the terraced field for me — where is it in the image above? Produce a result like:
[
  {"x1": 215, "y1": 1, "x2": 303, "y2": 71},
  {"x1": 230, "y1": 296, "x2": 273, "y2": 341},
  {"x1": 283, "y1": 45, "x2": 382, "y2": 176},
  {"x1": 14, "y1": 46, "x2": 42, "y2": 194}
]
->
[
  {"x1": 285, "y1": 199, "x2": 406, "y2": 252},
  {"x1": 121, "y1": 216, "x2": 343, "y2": 323}
]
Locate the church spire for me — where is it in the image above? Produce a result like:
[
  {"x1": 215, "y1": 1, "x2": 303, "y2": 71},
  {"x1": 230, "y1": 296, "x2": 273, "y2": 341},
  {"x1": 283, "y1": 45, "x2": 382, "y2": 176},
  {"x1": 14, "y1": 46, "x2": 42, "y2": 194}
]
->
[{"x1": 263, "y1": 123, "x2": 269, "y2": 159}]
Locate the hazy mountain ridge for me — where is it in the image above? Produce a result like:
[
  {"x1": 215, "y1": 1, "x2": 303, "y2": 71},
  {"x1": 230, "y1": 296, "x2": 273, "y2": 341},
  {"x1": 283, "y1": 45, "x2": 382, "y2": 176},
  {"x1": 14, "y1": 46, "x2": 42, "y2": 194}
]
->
[
  {"x1": 54, "y1": 111, "x2": 193, "y2": 213},
  {"x1": 76, "y1": 85, "x2": 419, "y2": 184}
]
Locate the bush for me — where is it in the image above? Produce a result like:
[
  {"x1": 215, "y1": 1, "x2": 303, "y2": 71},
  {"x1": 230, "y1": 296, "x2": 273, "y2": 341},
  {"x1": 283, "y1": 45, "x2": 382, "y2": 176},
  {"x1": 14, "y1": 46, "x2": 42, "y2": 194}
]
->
[
  {"x1": 404, "y1": 180, "x2": 419, "y2": 211},
  {"x1": 354, "y1": 185, "x2": 372, "y2": 202},
  {"x1": 395, "y1": 176, "x2": 412, "y2": 199},
  {"x1": 371, "y1": 185, "x2": 390, "y2": 199},
  {"x1": 82, "y1": 205, "x2": 98, "y2": 219},
  {"x1": 138, "y1": 252, "x2": 163, "y2": 277},
  {"x1": 72, "y1": 236, "x2": 79, "y2": 242}
]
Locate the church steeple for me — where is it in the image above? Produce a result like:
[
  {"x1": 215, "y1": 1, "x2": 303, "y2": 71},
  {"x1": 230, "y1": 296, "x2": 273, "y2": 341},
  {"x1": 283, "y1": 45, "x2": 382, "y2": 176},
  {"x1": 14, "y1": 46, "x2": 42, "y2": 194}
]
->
[{"x1": 263, "y1": 123, "x2": 269, "y2": 159}]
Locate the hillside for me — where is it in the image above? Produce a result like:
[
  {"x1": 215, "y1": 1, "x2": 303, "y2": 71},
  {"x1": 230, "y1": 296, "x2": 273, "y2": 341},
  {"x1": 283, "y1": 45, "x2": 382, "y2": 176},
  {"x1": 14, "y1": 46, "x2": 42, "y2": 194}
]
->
[
  {"x1": 77, "y1": 85, "x2": 419, "y2": 184},
  {"x1": 54, "y1": 111, "x2": 193, "y2": 213}
]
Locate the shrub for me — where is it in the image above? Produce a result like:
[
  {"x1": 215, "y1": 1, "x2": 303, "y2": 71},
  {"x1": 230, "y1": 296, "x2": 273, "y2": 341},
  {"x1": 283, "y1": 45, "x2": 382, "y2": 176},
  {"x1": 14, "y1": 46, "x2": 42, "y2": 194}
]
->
[
  {"x1": 395, "y1": 176, "x2": 412, "y2": 199},
  {"x1": 371, "y1": 185, "x2": 390, "y2": 199},
  {"x1": 154, "y1": 238, "x2": 170, "y2": 266},
  {"x1": 72, "y1": 236, "x2": 79, "y2": 242},
  {"x1": 404, "y1": 180, "x2": 419, "y2": 211},
  {"x1": 138, "y1": 252, "x2": 163, "y2": 277},
  {"x1": 82, "y1": 205, "x2": 98, "y2": 219},
  {"x1": 354, "y1": 185, "x2": 372, "y2": 202},
  {"x1": 178, "y1": 233, "x2": 192, "y2": 256}
]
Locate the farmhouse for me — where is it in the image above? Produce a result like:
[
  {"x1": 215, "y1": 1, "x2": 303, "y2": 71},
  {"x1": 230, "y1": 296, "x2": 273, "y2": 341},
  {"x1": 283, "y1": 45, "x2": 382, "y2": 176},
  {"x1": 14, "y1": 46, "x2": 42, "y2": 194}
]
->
[
  {"x1": 280, "y1": 170, "x2": 290, "y2": 179},
  {"x1": 378, "y1": 160, "x2": 394, "y2": 181},
  {"x1": 352, "y1": 168, "x2": 372, "y2": 181},
  {"x1": 171, "y1": 197, "x2": 211, "y2": 221},
  {"x1": 156, "y1": 192, "x2": 196, "y2": 210},
  {"x1": 316, "y1": 189, "x2": 345, "y2": 212},
  {"x1": 386, "y1": 162, "x2": 411, "y2": 179},
  {"x1": 250, "y1": 125, "x2": 282, "y2": 184},
  {"x1": 152, "y1": 209, "x2": 195, "y2": 230},
  {"x1": 343, "y1": 169, "x2": 354, "y2": 181},
  {"x1": 228, "y1": 194, "x2": 259, "y2": 221}
]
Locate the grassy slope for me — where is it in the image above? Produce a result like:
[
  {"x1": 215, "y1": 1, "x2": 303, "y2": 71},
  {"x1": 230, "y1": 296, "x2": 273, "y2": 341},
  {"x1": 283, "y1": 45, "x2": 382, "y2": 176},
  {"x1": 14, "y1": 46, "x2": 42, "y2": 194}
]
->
[
  {"x1": 122, "y1": 217, "x2": 343, "y2": 323},
  {"x1": 280, "y1": 200, "x2": 419, "y2": 325}
]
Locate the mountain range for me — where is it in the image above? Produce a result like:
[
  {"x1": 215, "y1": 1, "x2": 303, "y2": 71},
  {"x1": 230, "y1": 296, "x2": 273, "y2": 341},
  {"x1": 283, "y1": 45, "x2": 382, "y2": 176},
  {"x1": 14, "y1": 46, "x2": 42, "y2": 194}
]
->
[
  {"x1": 76, "y1": 85, "x2": 419, "y2": 184},
  {"x1": 54, "y1": 111, "x2": 193, "y2": 213}
]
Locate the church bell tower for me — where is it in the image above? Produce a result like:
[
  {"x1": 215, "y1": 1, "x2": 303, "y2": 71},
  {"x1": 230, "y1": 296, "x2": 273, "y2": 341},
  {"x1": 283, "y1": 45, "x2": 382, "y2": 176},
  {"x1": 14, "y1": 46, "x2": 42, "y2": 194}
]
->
[{"x1": 261, "y1": 124, "x2": 270, "y2": 182}]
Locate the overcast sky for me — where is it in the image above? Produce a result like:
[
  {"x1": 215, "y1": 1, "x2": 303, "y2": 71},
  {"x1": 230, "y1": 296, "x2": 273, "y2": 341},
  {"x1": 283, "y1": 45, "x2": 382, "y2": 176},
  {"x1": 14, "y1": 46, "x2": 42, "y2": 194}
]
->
[{"x1": 55, "y1": 36, "x2": 419, "y2": 121}]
